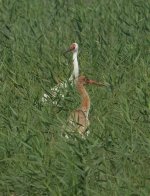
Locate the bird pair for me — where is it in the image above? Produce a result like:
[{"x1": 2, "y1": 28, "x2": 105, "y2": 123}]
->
[{"x1": 42, "y1": 43, "x2": 107, "y2": 138}]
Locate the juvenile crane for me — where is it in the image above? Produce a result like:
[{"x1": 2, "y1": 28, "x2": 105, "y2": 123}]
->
[
  {"x1": 42, "y1": 43, "x2": 79, "y2": 104},
  {"x1": 67, "y1": 76, "x2": 107, "y2": 137}
]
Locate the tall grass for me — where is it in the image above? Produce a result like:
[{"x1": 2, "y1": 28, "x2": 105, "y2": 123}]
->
[{"x1": 0, "y1": 0, "x2": 150, "y2": 195}]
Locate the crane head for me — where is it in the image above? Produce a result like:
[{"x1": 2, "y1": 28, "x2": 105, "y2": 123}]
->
[
  {"x1": 77, "y1": 76, "x2": 108, "y2": 87},
  {"x1": 65, "y1": 43, "x2": 78, "y2": 53}
]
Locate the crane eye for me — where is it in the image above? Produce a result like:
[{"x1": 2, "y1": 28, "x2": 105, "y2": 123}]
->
[{"x1": 86, "y1": 78, "x2": 89, "y2": 83}]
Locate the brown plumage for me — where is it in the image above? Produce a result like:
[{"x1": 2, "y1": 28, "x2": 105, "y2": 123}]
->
[{"x1": 67, "y1": 76, "x2": 106, "y2": 137}]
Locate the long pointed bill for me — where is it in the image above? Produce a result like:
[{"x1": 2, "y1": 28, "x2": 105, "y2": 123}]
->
[
  {"x1": 64, "y1": 48, "x2": 72, "y2": 53},
  {"x1": 64, "y1": 44, "x2": 76, "y2": 54},
  {"x1": 63, "y1": 48, "x2": 72, "y2": 55},
  {"x1": 88, "y1": 79, "x2": 108, "y2": 87}
]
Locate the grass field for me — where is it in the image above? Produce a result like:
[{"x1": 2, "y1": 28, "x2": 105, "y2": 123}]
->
[{"x1": 0, "y1": 0, "x2": 150, "y2": 195}]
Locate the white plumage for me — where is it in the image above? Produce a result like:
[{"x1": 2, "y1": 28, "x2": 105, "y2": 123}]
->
[{"x1": 42, "y1": 43, "x2": 79, "y2": 105}]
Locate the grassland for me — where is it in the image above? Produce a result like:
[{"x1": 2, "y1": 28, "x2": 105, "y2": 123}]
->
[{"x1": 0, "y1": 0, "x2": 150, "y2": 195}]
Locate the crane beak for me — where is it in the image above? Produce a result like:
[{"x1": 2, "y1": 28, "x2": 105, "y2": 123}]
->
[
  {"x1": 64, "y1": 45, "x2": 75, "y2": 54},
  {"x1": 64, "y1": 48, "x2": 72, "y2": 54},
  {"x1": 63, "y1": 48, "x2": 72, "y2": 56}
]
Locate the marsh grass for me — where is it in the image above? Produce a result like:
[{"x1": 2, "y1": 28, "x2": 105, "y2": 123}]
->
[{"x1": 0, "y1": 0, "x2": 150, "y2": 195}]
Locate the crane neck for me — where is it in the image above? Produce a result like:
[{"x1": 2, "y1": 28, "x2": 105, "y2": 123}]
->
[
  {"x1": 69, "y1": 51, "x2": 79, "y2": 81},
  {"x1": 77, "y1": 82, "x2": 90, "y2": 118}
]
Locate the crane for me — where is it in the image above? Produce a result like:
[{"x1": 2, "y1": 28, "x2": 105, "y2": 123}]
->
[
  {"x1": 66, "y1": 76, "x2": 107, "y2": 138},
  {"x1": 42, "y1": 43, "x2": 79, "y2": 105}
]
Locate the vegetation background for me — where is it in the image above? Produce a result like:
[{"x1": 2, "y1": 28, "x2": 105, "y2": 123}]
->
[{"x1": 0, "y1": 0, "x2": 150, "y2": 195}]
